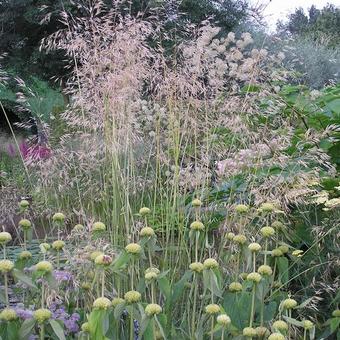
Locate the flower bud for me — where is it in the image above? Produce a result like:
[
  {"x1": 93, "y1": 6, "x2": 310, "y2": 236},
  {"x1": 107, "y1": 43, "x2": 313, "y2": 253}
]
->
[
  {"x1": 125, "y1": 243, "x2": 141, "y2": 254},
  {"x1": 19, "y1": 219, "x2": 31, "y2": 230},
  {"x1": 19, "y1": 251, "x2": 32, "y2": 260},
  {"x1": 243, "y1": 327, "x2": 257, "y2": 337},
  {"x1": 203, "y1": 258, "x2": 219, "y2": 269},
  {"x1": 34, "y1": 309, "x2": 52, "y2": 323},
  {"x1": 190, "y1": 221, "x2": 204, "y2": 231},
  {"x1": 278, "y1": 245, "x2": 289, "y2": 254},
  {"x1": 73, "y1": 224, "x2": 84, "y2": 232},
  {"x1": 19, "y1": 200, "x2": 30, "y2": 209},
  {"x1": 139, "y1": 207, "x2": 151, "y2": 216},
  {"x1": 332, "y1": 309, "x2": 340, "y2": 318},
  {"x1": 217, "y1": 314, "x2": 231, "y2": 327},
  {"x1": 302, "y1": 320, "x2": 313, "y2": 330},
  {"x1": 271, "y1": 248, "x2": 283, "y2": 257},
  {"x1": 95, "y1": 254, "x2": 112, "y2": 266},
  {"x1": 225, "y1": 232, "x2": 235, "y2": 240},
  {"x1": 140, "y1": 227, "x2": 155, "y2": 237},
  {"x1": 93, "y1": 297, "x2": 111, "y2": 310},
  {"x1": 229, "y1": 281, "x2": 242, "y2": 292},
  {"x1": 192, "y1": 199, "x2": 202, "y2": 207},
  {"x1": 282, "y1": 298, "x2": 297, "y2": 310},
  {"x1": 52, "y1": 240, "x2": 65, "y2": 251},
  {"x1": 0, "y1": 308, "x2": 17, "y2": 321},
  {"x1": 258, "y1": 265, "x2": 272, "y2": 276},
  {"x1": 112, "y1": 297, "x2": 125, "y2": 307},
  {"x1": 259, "y1": 203, "x2": 276, "y2": 213},
  {"x1": 268, "y1": 333, "x2": 285, "y2": 340},
  {"x1": 233, "y1": 234, "x2": 247, "y2": 245},
  {"x1": 81, "y1": 322, "x2": 90, "y2": 333},
  {"x1": 52, "y1": 213, "x2": 65, "y2": 223},
  {"x1": 256, "y1": 327, "x2": 269, "y2": 337},
  {"x1": 0, "y1": 260, "x2": 14, "y2": 273},
  {"x1": 248, "y1": 242, "x2": 261, "y2": 252},
  {"x1": 260, "y1": 226, "x2": 275, "y2": 238},
  {"x1": 189, "y1": 262, "x2": 204, "y2": 273},
  {"x1": 292, "y1": 250, "x2": 303, "y2": 257},
  {"x1": 124, "y1": 290, "x2": 141, "y2": 304},
  {"x1": 0, "y1": 232, "x2": 12, "y2": 245},
  {"x1": 36, "y1": 261, "x2": 53, "y2": 273},
  {"x1": 235, "y1": 204, "x2": 249, "y2": 213},
  {"x1": 273, "y1": 320, "x2": 288, "y2": 331},
  {"x1": 247, "y1": 272, "x2": 262, "y2": 283},
  {"x1": 92, "y1": 222, "x2": 106, "y2": 232},
  {"x1": 90, "y1": 251, "x2": 104, "y2": 261}
]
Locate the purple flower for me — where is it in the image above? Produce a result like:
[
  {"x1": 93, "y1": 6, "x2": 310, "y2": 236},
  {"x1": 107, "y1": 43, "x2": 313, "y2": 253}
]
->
[
  {"x1": 53, "y1": 270, "x2": 73, "y2": 283},
  {"x1": 14, "y1": 307, "x2": 33, "y2": 320}
]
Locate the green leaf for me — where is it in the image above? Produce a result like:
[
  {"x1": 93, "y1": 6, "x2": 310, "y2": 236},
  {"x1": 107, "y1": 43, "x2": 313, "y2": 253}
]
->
[
  {"x1": 112, "y1": 252, "x2": 130, "y2": 270},
  {"x1": 283, "y1": 316, "x2": 304, "y2": 327},
  {"x1": 12, "y1": 268, "x2": 37, "y2": 289},
  {"x1": 158, "y1": 277, "x2": 171, "y2": 301},
  {"x1": 19, "y1": 318, "x2": 36, "y2": 339},
  {"x1": 49, "y1": 319, "x2": 66, "y2": 340},
  {"x1": 276, "y1": 257, "x2": 289, "y2": 284}
]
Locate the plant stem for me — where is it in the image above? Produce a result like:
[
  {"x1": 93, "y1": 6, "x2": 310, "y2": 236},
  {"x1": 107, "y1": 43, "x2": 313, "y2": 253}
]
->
[
  {"x1": 130, "y1": 310, "x2": 134, "y2": 340},
  {"x1": 191, "y1": 274, "x2": 198, "y2": 338},
  {"x1": 4, "y1": 273, "x2": 9, "y2": 306},
  {"x1": 101, "y1": 270, "x2": 105, "y2": 297},
  {"x1": 210, "y1": 316, "x2": 214, "y2": 340},
  {"x1": 40, "y1": 323, "x2": 45, "y2": 340},
  {"x1": 249, "y1": 284, "x2": 256, "y2": 327}
]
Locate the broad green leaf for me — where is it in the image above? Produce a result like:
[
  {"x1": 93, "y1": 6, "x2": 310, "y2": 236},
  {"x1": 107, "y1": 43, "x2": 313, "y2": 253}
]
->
[
  {"x1": 49, "y1": 319, "x2": 66, "y2": 340},
  {"x1": 12, "y1": 269, "x2": 37, "y2": 289},
  {"x1": 19, "y1": 318, "x2": 36, "y2": 339}
]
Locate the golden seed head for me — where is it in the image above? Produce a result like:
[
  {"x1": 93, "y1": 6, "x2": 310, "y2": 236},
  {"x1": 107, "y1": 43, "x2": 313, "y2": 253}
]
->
[
  {"x1": 33, "y1": 309, "x2": 52, "y2": 323},
  {"x1": 190, "y1": 221, "x2": 204, "y2": 231},
  {"x1": 248, "y1": 242, "x2": 261, "y2": 252},
  {"x1": 19, "y1": 218, "x2": 32, "y2": 230},
  {"x1": 92, "y1": 222, "x2": 106, "y2": 232},
  {"x1": 145, "y1": 303, "x2": 162, "y2": 316},
  {"x1": 203, "y1": 258, "x2": 219, "y2": 269},
  {"x1": 52, "y1": 240, "x2": 65, "y2": 251},
  {"x1": 235, "y1": 204, "x2": 249, "y2": 213},
  {"x1": 243, "y1": 327, "x2": 257, "y2": 337},
  {"x1": 268, "y1": 333, "x2": 285, "y2": 340},
  {"x1": 0, "y1": 308, "x2": 17, "y2": 321},
  {"x1": 124, "y1": 290, "x2": 141, "y2": 304},
  {"x1": 192, "y1": 199, "x2": 202, "y2": 207},
  {"x1": 189, "y1": 262, "x2": 204, "y2": 273},
  {"x1": 52, "y1": 213, "x2": 65, "y2": 223},
  {"x1": 258, "y1": 265, "x2": 273, "y2": 276},
  {"x1": 217, "y1": 314, "x2": 231, "y2": 327},
  {"x1": 0, "y1": 232, "x2": 12, "y2": 244},
  {"x1": 95, "y1": 254, "x2": 112, "y2": 266},
  {"x1": 36, "y1": 261, "x2": 53, "y2": 273},
  {"x1": 93, "y1": 297, "x2": 112, "y2": 310},
  {"x1": 140, "y1": 227, "x2": 155, "y2": 237},
  {"x1": 19, "y1": 250, "x2": 32, "y2": 260},
  {"x1": 261, "y1": 226, "x2": 275, "y2": 237},
  {"x1": 233, "y1": 234, "x2": 247, "y2": 245},
  {"x1": 273, "y1": 320, "x2": 288, "y2": 331},
  {"x1": 0, "y1": 260, "x2": 14, "y2": 273},
  {"x1": 247, "y1": 272, "x2": 262, "y2": 283},
  {"x1": 205, "y1": 304, "x2": 220, "y2": 315},
  {"x1": 282, "y1": 298, "x2": 297, "y2": 310},
  {"x1": 125, "y1": 243, "x2": 141, "y2": 254},
  {"x1": 139, "y1": 207, "x2": 151, "y2": 216},
  {"x1": 272, "y1": 248, "x2": 283, "y2": 257},
  {"x1": 112, "y1": 297, "x2": 125, "y2": 307},
  {"x1": 229, "y1": 281, "x2": 243, "y2": 292}
]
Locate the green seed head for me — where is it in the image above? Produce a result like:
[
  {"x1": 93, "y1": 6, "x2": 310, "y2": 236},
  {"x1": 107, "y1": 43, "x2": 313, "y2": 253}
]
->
[
  {"x1": 259, "y1": 202, "x2": 276, "y2": 213},
  {"x1": 95, "y1": 254, "x2": 112, "y2": 266},
  {"x1": 229, "y1": 281, "x2": 243, "y2": 292},
  {"x1": 272, "y1": 248, "x2": 283, "y2": 257},
  {"x1": 302, "y1": 320, "x2": 314, "y2": 330},
  {"x1": 243, "y1": 327, "x2": 257, "y2": 337},
  {"x1": 92, "y1": 222, "x2": 106, "y2": 232},
  {"x1": 189, "y1": 262, "x2": 204, "y2": 273},
  {"x1": 248, "y1": 242, "x2": 261, "y2": 252},
  {"x1": 73, "y1": 224, "x2": 84, "y2": 232},
  {"x1": 125, "y1": 243, "x2": 141, "y2": 254},
  {"x1": 90, "y1": 251, "x2": 104, "y2": 261},
  {"x1": 140, "y1": 227, "x2": 155, "y2": 237},
  {"x1": 19, "y1": 200, "x2": 30, "y2": 209},
  {"x1": 40, "y1": 243, "x2": 50, "y2": 252},
  {"x1": 258, "y1": 265, "x2": 273, "y2": 276},
  {"x1": 203, "y1": 258, "x2": 219, "y2": 269},
  {"x1": 36, "y1": 261, "x2": 53, "y2": 273},
  {"x1": 112, "y1": 297, "x2": 125, "y2": 307},
  {"x1": 292, "y1": 250, "x2": 303, "y2": 257},
  {"x1": 0, "y1": 308, "x2": 17, "y2": 321},
  {"x1": 145, "y1": 267, "x2": 160, "y2": 275},
  {"x1": 247, "y1": 272, "x2": 262, "y2": 283},
  {"x1": 217, "y1": 314, "x2": 231, "y2": 327},
  {"x1": 272, "y1": 221, "x2": 284, "y2": 230},
  {"x1": 52, "y1": 240, "x2": 65, "y2": 251},
  {"x1": 282, "y1": 298, "x2": 297, "y2": 310},
  {"x1": 233, "y1": 234, "x2": 247, "y2": 245},
  {"x1": 225, "y1": 232, "x2": 235, "y2": 240},
  {"x1": 81, "y1": 282, "x2": 91, "y2": 290},
  {"x1": 19, "y1": 250, "x2": 32, "y2": 260},
  {"x1": 273, "y1": 320, "x2": 288, "y2": 331},
  {"x1": 52, "y1": 213, "x2": 65, "y2": 223},
  {"x1": 81, "y1": 322, "x2": 91, "y2": 333},
  {"x1": 145, "y1": 271, "x2": 158, "y2": 281},
  {"x1": 260, "y1": 226, "x2": 275, "y2": 238},
  {"x1": 0, "y1": 232, "x2": 12, "y2": 245},
  {"x1": 278, "y1": 245, "x2": 289, "y2": 254},
  {"x1": 33, "y1": 309, "x2": 52, "y2": 323},
  {"x1": 235, "y1": 204, "x2": 249, "y2": 213},
  {"x1": 192, "y1": 199, "x2": 202, "y2": 207},
  {"x1": 124, "y1": 290, "x2": 141, "y2": 304},
  {"x1": 256, "y1": 327, "x2": 270, "y2": 337},
  {"x1": 19, "y1": 218, "x2": 31, "y2": 230},
  {"x1": 205, "y1": 304, "x2": 220, "y2": 315},
  {"x1": 268, "y1": 333, "x2": 285, "y2": 340},
  {"x1": 139, "y1": 207, "x2": 151, "y2": 216},
  {"x1": 93, "y1": 297, "x2": 112, "y2": 310},
  {"x1": 0, "y1": 260, "x2": 14, "y2": 273},
  {"x1": 332, "y1": 309, "x2": 340, "y2": 318},
  {"x1": 145, "y1": 303, "x2": 162, "y2": 316},
  {"x1": 190, "y1": 221, "x2": 204, "y2": 231}
]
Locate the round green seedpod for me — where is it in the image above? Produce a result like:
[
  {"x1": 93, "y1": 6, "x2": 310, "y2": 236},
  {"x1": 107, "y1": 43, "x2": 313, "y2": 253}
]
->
[
  {"x1": 282, "y1": 298, "x2": 297, "y2": 310},
  {"x1": 139, "y1": 207, "x2": 151, "y2": 216},
  {"x1": 278, "y1": 245, "x2": 289, "y2": 254},
  {"x1": 205, "y1": 304, "x2": 220, "y2": 315},
  {"x1": 203, "y1": 258, "x2": 219, "y2": 269},
  {"x1": 190, "y1": 221, "x2": 204, "y2": 231},
  {"x1": 256, "y1": 327, "x2": 270, "y2": 337},
  {"x1": 217, "y1": 314, "x2": 231, "y2": 327},
  {"x1": 225, "y1": 232, "x2": 235, "y2": 240},
  {"x1": 93, "y1": 297, "x2": 112, "y2": 310},
  {"x1": 271, "y1": 248, "x2": 283, "y2": 257},
  {"x1": 19, "y1": 218, "x2": 32, "y2": 230},
  {"x1": 0, "y1": 260, "x2": 14, "y2": 273},
  {"x1": 90, "y1": 251, "x2": 104, "y2": 261},
  {"x1": 33, "y1": 309, "x2": 52, "y2": 323},
  {"x1": 112, "y1": 297, "x2": 125, "y2": 307},
  {"x1": 233, "y1": 234, "x2": 247, "y2": 244},
  {"x1": 19, "y1": 199, "x2": 30, "y2": 209},
  {"x1": 145, "y1": 303, "x2": 162, "y2": 316},
  {"x1": 273, "y1": 320, "x2": 288, "y2": 331},
  {"x1": 247, "y1": 272, "x2": 262, "y2": 283},
  {"x1": 258, "y1": 265, "x2": 273, "y2": 276},
  {"x1": 81, "y1": 322, "x2": 91, "y2": 333},
  {"x1": 268, "y1": 333, "x2": 285, "y2": 340},
  {"x1": 92, "y1": 222, "x2": 106, "y2": 232},
  {"x1": 235, "y1": 204, "x2": 249, "y2": 213},
  {"x1": 0, "y1": 308, "x2": 17, "y2": 321},
  {"x1": 229, "y1": 281, "x2": 243, "y2": 292},
  {"x1": 332, "y1": 309, "x2": 340, "y2": 318},
  {"x1": 260, "y1": 226, "x2": 275, "y2": 237},
  {"x1": 73, "y1": 224, "x2": 84, "y2": 232},
  {"x1": 189, "y1": 262, "x2": 204, "y2": 273},
  {"x1": 140, "y1": 227, "x2": 155, "y2": 237},
  {"x1": 192, "y1": 198, "x2": 202, "y2": 207},
  {"x1": 259, "y1": 202, "x2": 276, "y2": 213},
  {"x1": 52, "y1": 240, "x2": 65, "y2": 251},
  {"x1": 124, "y1": 290, "x2": 141, "y2": 304},
  {"x1": 0, "y1": 232, "x2": 12, "y2": 245},
  {"x1": 36, "y1": 261, "x2": 53, "y2": 273},
  {"x1": 19, "y1": 250, "x2": 32, "y2": 260},
  {"x1": 95, "y1": 254, "x2": 112, "y2": 266},
  {"x1": 125, "y1": 243, "x2": 141, "y2": 254},
  {"x1": 248, "y1": 242, "x2": 261, "y2": 252},
  {"x1": 302, "y1": 320, "x2": 314, "y2": 330},
  {"x1": 52, "y1": 213, "x2": 65, "y2": 223},
  {"x1": 243, "y1": 327, "x2": 257, "y2": 337}
]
